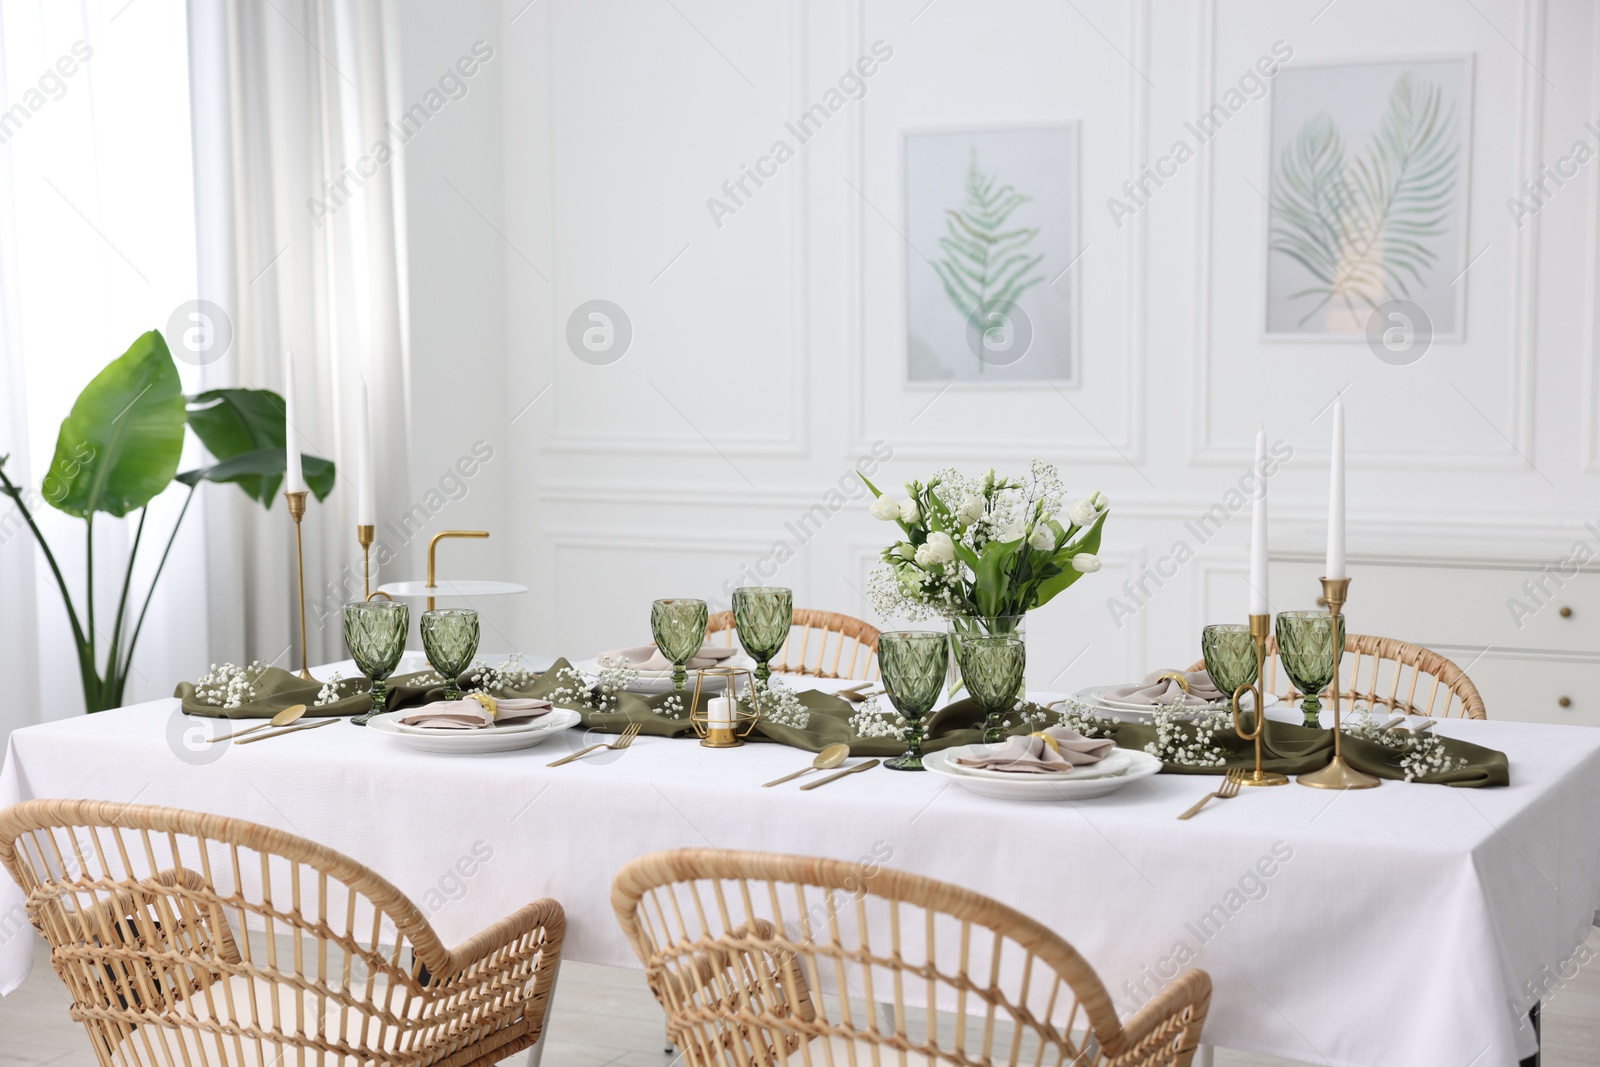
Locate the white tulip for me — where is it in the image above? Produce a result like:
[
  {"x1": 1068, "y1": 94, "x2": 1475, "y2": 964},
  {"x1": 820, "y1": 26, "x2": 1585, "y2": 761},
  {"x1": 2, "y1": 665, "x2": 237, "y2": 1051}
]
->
[
  {"x1": 893, "y1": 542, "x2": 917, "y2": 561},
  {"x1": 995, "y1": 520, "x2": 1025, "y2": 543},
  {"x1": 1071, "y1": 553, "x2": 1102, "y2": 573},
  {"x1": 913, "y1": 543, "x2": 940, "y2": 567},
  {"x1": 1028, "y1": 524, "x2": 1057, "y2": 552},
  {"x1": 870, "y1": 495, "x2": 901, "y2": 521},
  {"x1": 955, "y1": 496, "x2": 984, "y2": 525},
  {"x1": 899, "y1": 498, "x2": 920, "y2": 523},
  {"x1": 920, "y1": 531, "x2": 956, "y2": 566},
  {"x1": 1068, "y1": 497, "x2": 1099, "y2": 527}
]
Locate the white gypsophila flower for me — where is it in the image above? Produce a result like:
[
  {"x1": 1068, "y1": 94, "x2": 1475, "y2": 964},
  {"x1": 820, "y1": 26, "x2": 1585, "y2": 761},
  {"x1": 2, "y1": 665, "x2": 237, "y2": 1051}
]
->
[
  {"x1": 745, "y1": 677, "x2": 811, "y2": 729},
  {"x1": 870, "y1": 495, "x2": 901, "y2": 521},
  {"x1": 848, "y1": 695, "x2": 905, "y2": 740},
  {"x1": 1071, "y1": 554, "x2": 1101, "y2": 573},
  {"x1": 194, "y1": 661, "x2": 269, "y2": 709},
  {"x1": 1143, "y1": 698, "x2": 1228, "y2": 768},
  {"x1": 654, "y1": 693, "x2": 685, "y2": 720},
  {"x1": 995, "y1": 520, "x2": 1025, "y2": 543},
  {"x1": 1068, "y1": 497, "x2": 1099, "y2": 527},
  {"x1": 899, "y1": 498, "x2": 920, "y2": 523},
  {"x1": 314, "y1": 671, "x2": 345, "y2": 707},
  {"x1": 1028, "y1": 524, "x2": 1056, "y2": 552},
  {"x1": 1053, "y1": 697, "x2": 1116, "y2": 738}
]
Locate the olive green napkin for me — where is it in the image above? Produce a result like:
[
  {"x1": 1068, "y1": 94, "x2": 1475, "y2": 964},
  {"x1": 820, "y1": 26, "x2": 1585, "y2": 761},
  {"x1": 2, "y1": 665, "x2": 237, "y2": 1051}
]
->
[{"x1": 177, "y1": 667, "x2": 371, "y2": 719}]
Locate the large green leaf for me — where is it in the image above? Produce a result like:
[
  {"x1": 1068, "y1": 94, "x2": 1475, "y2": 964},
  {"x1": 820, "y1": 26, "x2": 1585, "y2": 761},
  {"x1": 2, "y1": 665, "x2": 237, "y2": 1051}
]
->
[
  {"x1": 175, "y1": 449, "x2": 334, "y2": 504},
  {"x1": 184, "y1": 389, "x2": 335, "y2": 506},
  {"x1": 1032, "y1": 510, "x2": 1108, "y2": 609},
  {"x1": 43, "y1": 331, "x2": 186, "y2": 518},
  {"x1": 973, "y1": 536, "x2": 1022, "y2": 618}
]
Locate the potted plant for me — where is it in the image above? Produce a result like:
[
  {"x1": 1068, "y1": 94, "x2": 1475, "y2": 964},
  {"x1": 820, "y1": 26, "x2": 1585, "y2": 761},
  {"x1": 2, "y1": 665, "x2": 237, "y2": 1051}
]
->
[{"x1": 0, "y1": 331, "x2": 334, "y2": 712}]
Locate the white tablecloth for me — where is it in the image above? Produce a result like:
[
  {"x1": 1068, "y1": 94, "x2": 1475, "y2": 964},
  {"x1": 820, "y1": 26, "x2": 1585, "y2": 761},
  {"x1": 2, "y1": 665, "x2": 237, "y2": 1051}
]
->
[{"x1": 3, "y1": 678, "x2": 1599, "y2": 1067}]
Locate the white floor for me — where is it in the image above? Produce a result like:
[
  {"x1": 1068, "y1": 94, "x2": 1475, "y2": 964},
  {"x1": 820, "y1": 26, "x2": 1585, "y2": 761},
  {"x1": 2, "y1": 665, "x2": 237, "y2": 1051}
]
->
[{"x1": 2, "y1": 933, "x2": 1597, "y2": 1065}]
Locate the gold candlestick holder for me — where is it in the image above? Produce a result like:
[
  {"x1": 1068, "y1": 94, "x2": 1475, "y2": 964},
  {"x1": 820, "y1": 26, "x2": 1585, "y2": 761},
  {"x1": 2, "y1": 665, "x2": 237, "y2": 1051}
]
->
[
  {"x1": 1298, "y1": 576, "x2": 1380, "y2": 790},
  {"x1": 1232, "y1": 613, "x2": 1288, "y2": 786},
  {"x1": 689, "y1": 667, "x2": 760, "y2": 748},
  {"x1": 357, "y1": 524, "x2": 375, "y2": 599},
  {"x1": 285, "y1": 490, "x2": 315, "y2": 681}
]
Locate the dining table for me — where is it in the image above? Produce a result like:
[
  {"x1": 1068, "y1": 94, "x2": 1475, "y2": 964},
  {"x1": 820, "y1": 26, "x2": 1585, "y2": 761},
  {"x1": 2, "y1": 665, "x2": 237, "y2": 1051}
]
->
[{"x1": 2, "y1": 658, "x2": 1598, "y2": 1067}]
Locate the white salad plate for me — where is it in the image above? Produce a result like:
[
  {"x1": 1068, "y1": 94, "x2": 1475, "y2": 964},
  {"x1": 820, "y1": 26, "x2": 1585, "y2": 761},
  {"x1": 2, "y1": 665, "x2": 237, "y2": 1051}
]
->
[
  {"x1": 1074, "y1": 684, "x2": 1278, "y2": 718},
  {"x1": 572, "y1": 655, "x2": 755, "y2": 695},
  {"x1": 367, "y1": 708, "x2": 581, "y2": 754},
  {"x1": 924, "y1": 746, "x2": 1162, "y2": 801}
]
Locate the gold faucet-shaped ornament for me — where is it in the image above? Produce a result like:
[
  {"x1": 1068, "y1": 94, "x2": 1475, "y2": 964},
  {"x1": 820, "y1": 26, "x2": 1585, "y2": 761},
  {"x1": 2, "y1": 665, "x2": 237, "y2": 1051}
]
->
[{"x1": 426, "y1": 531, "x2": 489, "y2": 611}]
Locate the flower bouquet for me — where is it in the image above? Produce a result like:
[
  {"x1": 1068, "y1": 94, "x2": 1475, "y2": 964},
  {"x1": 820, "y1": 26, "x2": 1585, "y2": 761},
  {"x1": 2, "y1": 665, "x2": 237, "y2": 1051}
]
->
[{"x1": 861, "y1": 461, "x2": 1108, "y2": 623}]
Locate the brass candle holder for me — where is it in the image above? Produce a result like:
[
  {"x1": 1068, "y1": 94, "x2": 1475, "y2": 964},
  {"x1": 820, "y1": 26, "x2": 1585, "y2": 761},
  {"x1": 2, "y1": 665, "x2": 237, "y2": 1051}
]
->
[
  {"x1": 1231, "y1": 613, "x2": 1288, "y2": 786},
  {"x1": 357, "y1": 524, "x2": 375, "y2": 600},
  {"x1": 689, "y1": 667, "x2": 760, "y2": 748},
  {"x1": 1298, "y1": 577, "x2": 1380, "y2": 790},
  {"x1": 284, "y1": 490, "x2": 314, "y2": 681}
]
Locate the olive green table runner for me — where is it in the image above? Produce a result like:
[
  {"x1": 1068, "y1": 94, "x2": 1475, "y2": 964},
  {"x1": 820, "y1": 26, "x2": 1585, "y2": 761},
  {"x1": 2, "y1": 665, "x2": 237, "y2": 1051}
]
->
[{"x1": 177, "y1": 659, "x2": 1506, "y2": 786}]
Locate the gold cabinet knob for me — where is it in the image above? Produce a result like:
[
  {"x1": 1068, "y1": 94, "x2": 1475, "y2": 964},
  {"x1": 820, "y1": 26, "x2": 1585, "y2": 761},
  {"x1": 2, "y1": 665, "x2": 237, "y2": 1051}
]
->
[
  {"x1": 1559, "y1": 696, "x2": 1573, "y2": 708},
  {"x1": 1559, "y1": 606, "x2": 1573, "y2": 618}
]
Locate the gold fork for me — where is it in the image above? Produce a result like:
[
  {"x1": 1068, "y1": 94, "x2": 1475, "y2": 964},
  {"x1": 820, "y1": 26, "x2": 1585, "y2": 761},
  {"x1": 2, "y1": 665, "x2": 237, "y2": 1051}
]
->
[
  {"x1": 1176, "y1": 768, "x2": 1245, "y2": 821},
  {"x1": 546, "y1": 723, "x2": 642, "y2": 767}
]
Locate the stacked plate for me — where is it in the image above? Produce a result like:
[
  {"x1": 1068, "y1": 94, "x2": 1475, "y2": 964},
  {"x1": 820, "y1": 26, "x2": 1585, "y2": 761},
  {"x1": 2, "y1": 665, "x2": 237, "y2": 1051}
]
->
[
  {"x1": 572, "y1": 654, "x2": 756, "y2": 694},
  {"x1": 1075, "y1": 684, "x2": 1276, "y2": 723},
  {"x1": 366, "y1": 708, "x2": 581, "y2": 754},
  {"x1": 924, "y1": 743, "x2": 1162, "y2": 801}
]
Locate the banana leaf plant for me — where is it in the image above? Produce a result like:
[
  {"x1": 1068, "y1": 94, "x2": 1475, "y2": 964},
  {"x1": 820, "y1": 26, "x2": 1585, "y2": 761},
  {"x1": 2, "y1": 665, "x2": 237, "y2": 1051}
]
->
[{"x1": 0, "y1": 331, "x2": 334, "y2": 712}]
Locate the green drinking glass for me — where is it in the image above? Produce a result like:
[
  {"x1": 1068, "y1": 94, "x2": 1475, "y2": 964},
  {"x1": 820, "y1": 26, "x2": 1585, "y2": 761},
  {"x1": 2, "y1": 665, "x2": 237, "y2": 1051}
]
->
[
  {"x1": 344, "y1": 601, "x2": 409, "y2": 726},
  {"x1": 732, "y1": 587, "x2": 792, "y2": 683},
  {"x1": 421, "y1": 608, "x2": 480, "y2": 700},
  {"x1": 650, "y1": 598, "x2": 709, "y2": 692},
  {"x1": 955, "y1": 634, "x2": 1026, "y2": 744},
  {"x1": 1201, "y1": 624, "x2": 1259, "y2": 699},
  {"x1": 1275, "y1": 610, "x2": 1345, "y2": 728},
  {"x1": 878, "y1": 631, "x2": 950, "y2": 771}
]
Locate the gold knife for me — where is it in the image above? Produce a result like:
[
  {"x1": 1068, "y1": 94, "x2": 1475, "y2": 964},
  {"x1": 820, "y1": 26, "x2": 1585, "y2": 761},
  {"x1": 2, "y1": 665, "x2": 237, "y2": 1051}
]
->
[
  {"x1": 236, "y1": 719, "x2": 338, "y2": 745},
  {"x1": 799, "y1": 759, "x2": 880, "y2": 791}
]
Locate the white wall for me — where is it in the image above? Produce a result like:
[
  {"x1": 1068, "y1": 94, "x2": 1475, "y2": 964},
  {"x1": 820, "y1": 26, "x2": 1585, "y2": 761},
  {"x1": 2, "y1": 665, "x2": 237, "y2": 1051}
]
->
[{"x1": 393, "y1": 0, "x2": 1600, "y2": 697}]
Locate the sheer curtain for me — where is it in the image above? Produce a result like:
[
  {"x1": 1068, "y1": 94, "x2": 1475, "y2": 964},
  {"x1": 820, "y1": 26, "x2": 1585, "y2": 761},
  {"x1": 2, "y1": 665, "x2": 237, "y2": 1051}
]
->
[
  {"x1": 187, "y1": 0, "x2": 412, "y2": 668},
  {"x1": 0, "y1": 0, "x2": 207, "y2": 734}
]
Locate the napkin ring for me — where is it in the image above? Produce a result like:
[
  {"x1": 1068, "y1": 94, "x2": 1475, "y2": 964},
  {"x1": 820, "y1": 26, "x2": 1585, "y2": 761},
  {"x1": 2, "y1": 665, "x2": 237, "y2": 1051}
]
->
[
  {"x1": 467, "y1": 692, "x2": 498, "y2": 720},
  {"x1": 1157, "y1": 670, "x2": 1192, "y2": 694}
]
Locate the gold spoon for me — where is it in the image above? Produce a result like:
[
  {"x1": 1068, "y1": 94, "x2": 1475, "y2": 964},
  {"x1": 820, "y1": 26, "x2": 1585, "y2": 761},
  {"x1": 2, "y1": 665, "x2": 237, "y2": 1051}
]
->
[
  {"x1": 762, "y1": 743, "x2": 851, "y2": 788},
  {"x1": 838, "y1": 687, "x2": 884, "y2": 704},
  {"x1": 208, "y1": 704, "x2": 308, "y2": 743}
]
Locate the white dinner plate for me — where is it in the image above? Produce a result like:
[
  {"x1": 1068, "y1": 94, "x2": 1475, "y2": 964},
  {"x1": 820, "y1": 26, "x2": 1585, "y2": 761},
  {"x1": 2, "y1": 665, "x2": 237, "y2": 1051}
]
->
[
  {"x1": 924, "y1": 747, "x2": 1162, "y2": 801},
  {"x1": 366, "y1": 708, "x2": 581, "y2": 754},
  {"x1": 387, "y1": 712, "x2": 561, "y2": 737},
  {"x1": 935, "y1": 744, "x2": 1137, "y2": 782},
  {"x1": 572, "y1": 655, "x2": 755, "y2": 694}
]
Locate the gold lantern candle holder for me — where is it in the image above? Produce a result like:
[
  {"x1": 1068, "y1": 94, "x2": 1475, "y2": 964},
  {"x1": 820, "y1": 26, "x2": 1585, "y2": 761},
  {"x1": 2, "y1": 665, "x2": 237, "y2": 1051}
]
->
[
  {"x1": 689, "y1": 667, "x2": 760, "y2": 748},
  {"x1": 1231, "y1": 613, "x2": 1288, "y2": 786},
  {"x1": 1298, "y1": 576, "x2": 1381, "y2": 790}
]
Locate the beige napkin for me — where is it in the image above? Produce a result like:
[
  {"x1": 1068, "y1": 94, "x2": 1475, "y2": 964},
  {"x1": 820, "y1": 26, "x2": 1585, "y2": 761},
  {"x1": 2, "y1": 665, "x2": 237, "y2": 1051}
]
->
[
  {"x1": 952, "y1": 727, "x2": 1116, "y2": 775},
  {"x1": 1105, "y1": 669, "x2": 1225, "y2": 706},
  {"x1": 596, "y1": 643, "x2": 738, "y2": 672},
  {"x1": 398, "y1": 697, "x2": 554, "y2": 731}
]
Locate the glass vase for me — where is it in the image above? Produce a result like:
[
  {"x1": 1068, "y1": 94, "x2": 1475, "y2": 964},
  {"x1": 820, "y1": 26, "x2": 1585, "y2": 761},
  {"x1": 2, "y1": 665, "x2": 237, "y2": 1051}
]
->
[{"x1": 949, "y1": 615, "x2": 1026, "y2": 743}]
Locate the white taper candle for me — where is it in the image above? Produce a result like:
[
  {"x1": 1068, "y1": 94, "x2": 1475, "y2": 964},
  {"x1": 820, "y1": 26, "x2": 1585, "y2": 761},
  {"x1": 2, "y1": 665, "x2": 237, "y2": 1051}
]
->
[
  {"x1": 283, "y1": 351, "x2": 306, "y2": 495},
  {"x1": 1249, "y1": 425, "x2": 1269, "y2": 616},
  {"x1": 356, "y1": 379, "x2": 375, "y2": 526},
  {"x1": 1325, "y1": 396, "x2": 1346, "y2": 580}
]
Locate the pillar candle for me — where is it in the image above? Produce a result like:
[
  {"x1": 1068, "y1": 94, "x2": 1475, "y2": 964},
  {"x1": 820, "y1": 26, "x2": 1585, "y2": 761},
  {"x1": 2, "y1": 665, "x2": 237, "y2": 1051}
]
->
[{"x1": 708, "y1": 696, "x2": 733, "y2": 729}]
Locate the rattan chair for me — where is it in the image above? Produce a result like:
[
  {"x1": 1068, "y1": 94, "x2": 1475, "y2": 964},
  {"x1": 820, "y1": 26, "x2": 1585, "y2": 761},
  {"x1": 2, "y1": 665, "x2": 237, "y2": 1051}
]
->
[
  {"x1": 0, "y1": 799, "x2": 564, "y2": 1066},
  {"x1": 1186, "y1": 632, "x2": 1486, "y2": 720},
  {"x1": 613, "y1": 848, "x2": 1210, "y2": 1067},
  {"x1": 707, "y1": 609, "x2": 880, "y2": 681}
]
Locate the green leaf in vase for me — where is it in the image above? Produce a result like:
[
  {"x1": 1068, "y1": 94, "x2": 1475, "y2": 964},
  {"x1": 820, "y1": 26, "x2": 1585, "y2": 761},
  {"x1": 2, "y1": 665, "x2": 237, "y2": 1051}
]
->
[
  {"x1": 1032, "y1": 509, "x2": 1108, "y2": 609},
  {"x1": 43, "y1": 331, "x2": 186, "y2": 518}
]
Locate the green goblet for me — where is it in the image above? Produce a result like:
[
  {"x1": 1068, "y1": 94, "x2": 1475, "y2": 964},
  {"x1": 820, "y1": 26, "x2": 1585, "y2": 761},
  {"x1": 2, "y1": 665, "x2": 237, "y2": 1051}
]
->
[
  {"x1": 344, "y1": 601, "x2": 409, "y2": 726},
  {"x1": 1201, "y1": 624, "x2": 1259, "y2": 699},
  {"x1": 1275, "y1": 610, "x2": 1346, "y2": 728},
  {"x1": 421, "y1": 608, "x2": 480, "y2": 700},
  {"x1": 878, "y1": 631, "x2": 950, "y2": 770},
  {"x1": 955, "y1": 633, "x2": 1025, "y2": 744},
  {"x1": 650, "y1": 598, "x2": 709, "y2": 692},
  {"x1": 732, "y1": 587, "x2": 792, "y2": 683}
]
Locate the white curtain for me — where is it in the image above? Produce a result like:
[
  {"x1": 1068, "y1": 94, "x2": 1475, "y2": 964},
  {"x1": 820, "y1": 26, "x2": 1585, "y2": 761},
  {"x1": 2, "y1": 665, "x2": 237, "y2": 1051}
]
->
[
  {"x1": 187, "y1": 0, "x2": 412, "y2": 668},
  {"x1": 0, "y1": 0, "x2": 208, "y2": 734}
]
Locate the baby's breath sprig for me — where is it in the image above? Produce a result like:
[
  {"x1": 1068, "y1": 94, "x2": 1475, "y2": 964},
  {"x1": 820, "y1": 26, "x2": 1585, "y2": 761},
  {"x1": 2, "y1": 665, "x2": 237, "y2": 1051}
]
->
[
  {"x1": 194, "y1": 661, "x2": 269, "y2": 709},
  {"x1": 1340, "y1": 705, "x2": 1467, "y2": 782},
  {"x1": 1143, "y1": 696, "x2": 1228, "y2": 768},
  {"x1": 848, "y1": 695, "x2": 905, "y2": 741},
  {"x1": 744, "y1": 677, "x2": 810, "y2": 729},
  {"x1": 1051, "y1": 697, "x2": 1117, "y2": 738},
  {"x1": 313, "y1": 671, "x2": 345, "y2": 707},
  {"x1": 653, "y1": 693, "x2": 686, "y2": 720}
]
